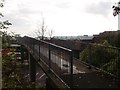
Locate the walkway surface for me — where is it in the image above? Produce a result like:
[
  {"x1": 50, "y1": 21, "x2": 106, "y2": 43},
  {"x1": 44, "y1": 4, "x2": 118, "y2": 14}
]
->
[
  {"x1": 33, "y1": 45, "x2": 119, "y2": 88},
  {"x1": 36, "y1": 53, "x2": 119, "y2": 88},
  {"x1": 20, "y1": 43, "x2": 119, "y2": 88},
  {"x1": 61, "y1": 71, "x2": 119, "y2": 88}
]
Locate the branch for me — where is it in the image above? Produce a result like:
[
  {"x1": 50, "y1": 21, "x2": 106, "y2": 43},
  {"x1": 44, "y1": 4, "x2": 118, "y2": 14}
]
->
[
  {"x1": 0, "y1": 20, "x2": 12, "y2": 29},
  {"x1": 112, "y1": 2, "x2": 120, "y2": 16},
  {"x1": 0, "y1": 12, "x2": 4, "y2": 18}
]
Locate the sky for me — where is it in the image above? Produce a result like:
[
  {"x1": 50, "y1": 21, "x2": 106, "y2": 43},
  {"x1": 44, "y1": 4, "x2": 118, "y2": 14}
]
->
[{"x1": 1, "y1": 0, "x2": 119, "y2": 37}]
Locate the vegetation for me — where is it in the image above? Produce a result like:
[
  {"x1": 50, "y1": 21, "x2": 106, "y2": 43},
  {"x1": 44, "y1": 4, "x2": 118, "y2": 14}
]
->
[
  {"x1": 2, "y1": 48, "x2": 46, "y2": 89},
  {"x1": 0, "y1": 0, "x2": 12, "y2": 29},
  {"x1": 1, "y1": 31, "x2": 45, "y2": 89},
  {"x1": 1, "y1": 31, "x2": 23, "y2": 89},
  {"x1": 93, "y1": 31, "x2": 120, "y2": 48},
  {"x1": 112, "y1": 1, "x2": 120, "y2": 16},
  {"x1": 80, "y1": 38, "x2": 120, "y2": 77},
  {"x1": 35, "y1": 18, "x2": 53, "y2": 40},
  {"x1": 2, "y1": 48, "x2": 23, "y2": 88}
]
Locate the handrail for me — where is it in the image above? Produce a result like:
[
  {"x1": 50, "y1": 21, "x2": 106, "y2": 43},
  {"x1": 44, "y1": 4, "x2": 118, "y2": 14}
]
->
[
  {"x1": 40, "y1": 39, "x2": 72, "y2": 52},
  {"x1": 17, "y1": 36, "x2": 73, "y2": 89}
]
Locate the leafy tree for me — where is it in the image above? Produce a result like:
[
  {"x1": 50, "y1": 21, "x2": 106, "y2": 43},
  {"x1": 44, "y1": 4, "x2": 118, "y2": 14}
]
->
[
  {"x1": 112, "y1": 1, "x2": 120, "y2": 16},
  {"x1": 0, "y1": 0, "x2": 12, "y2": 29},
  {"x1": 1, "y1": 31, "x2": 12, "y2": 48},
  {"x1": 0, "y1": 30, "x2": 21, "y2": 48},
  {"x1": 112, "y1": 1, "x2": 120, "y2": 48}
]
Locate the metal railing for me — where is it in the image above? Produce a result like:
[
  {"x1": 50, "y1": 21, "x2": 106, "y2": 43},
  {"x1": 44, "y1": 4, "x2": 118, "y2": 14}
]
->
[
  {"x1": 17, "y1": 36, "x2": 120, "y2": 88},
  {"x1": 17, "y1": 36, "x2": 73, "y2": 88}
]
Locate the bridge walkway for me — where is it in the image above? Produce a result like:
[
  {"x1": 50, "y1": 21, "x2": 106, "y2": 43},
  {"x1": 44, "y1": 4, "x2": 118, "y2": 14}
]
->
[{"x1": 17, "y1": 36, "x2": 119, "y2": 89}]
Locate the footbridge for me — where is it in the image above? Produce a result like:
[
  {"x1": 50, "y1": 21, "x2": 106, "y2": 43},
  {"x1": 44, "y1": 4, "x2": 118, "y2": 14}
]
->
[{"x1": 16, "y1": 36, "x2": 120, "y2": 89}]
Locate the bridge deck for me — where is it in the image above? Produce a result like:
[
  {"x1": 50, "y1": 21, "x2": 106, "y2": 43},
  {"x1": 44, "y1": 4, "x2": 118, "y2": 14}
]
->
[
  {"x1": 38, "y1": 51, "x2": 119, "y2": 88},
  {"x1": 17, "y1": 37, "x2": 119, "y2": 88},
  {"x1": 62, "y1": 72, "x2": 118, "y2": 88}
]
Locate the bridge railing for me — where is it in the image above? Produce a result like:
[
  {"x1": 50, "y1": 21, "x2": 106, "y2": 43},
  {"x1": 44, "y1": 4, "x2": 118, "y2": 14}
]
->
[
  {"x1": 17, "y1": 36, "x2": 73, "y2": 88},
  {"x1": 79, "y1": 42, "x2": 120, "y2": 78},
  {"x1": 17, "y1": 36, "x2": 120, "y2": 87}
]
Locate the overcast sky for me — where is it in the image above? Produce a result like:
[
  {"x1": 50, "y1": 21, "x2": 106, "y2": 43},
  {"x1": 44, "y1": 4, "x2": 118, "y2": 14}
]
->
[{"x1": 1, "y1": 0, "x2": 119, "y2": 37}]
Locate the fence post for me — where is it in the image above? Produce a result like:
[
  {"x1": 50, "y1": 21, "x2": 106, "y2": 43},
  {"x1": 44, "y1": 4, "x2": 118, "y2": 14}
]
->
[
  {"x1": 21, "y1": 45, "x2": 24, "y2": 63},
  {"x1": 70, "y1": 51, "x2": 73, "y2": 75},
  {"x1": 32, "y1": 39, "x2": 35, "y2": 53},
  {"x1": 49, "y1": 44, "x2": 51, "y2": 72},
  {"x1": 29, "y1": 53, "x2": 36, "y2": 83},
  {"x1": 118, "y1": 49, "x2": 120, "y2": 86},
  {"x1": 38, "y1": 41, "x2": 40, "y2": 61},
  {"x1": 70, "y1": 51, "x2": 73, "y2": 89}
]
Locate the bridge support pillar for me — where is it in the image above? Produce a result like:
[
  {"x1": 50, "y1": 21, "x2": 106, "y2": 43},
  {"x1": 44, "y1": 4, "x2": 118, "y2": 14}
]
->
[
  {"x1": 21, "y1": 45, "x2": 24, "y2": 63},
  {"x1": 29, "y1": 53, "x2": 36, "y2": 83},
  {"x1": 70, "y1": 51, "x2": 73, "y2": 89},
  {"x1": 48, "y1": 44, "x2": 51, "y2": 72}
]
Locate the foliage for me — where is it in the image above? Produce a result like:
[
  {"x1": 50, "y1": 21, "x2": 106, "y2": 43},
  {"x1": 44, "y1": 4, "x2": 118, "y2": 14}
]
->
[
  {"x1": 2, "y1": 48, "x2": 23, "y2": 88},
  {"x1": 0, "y1": 0, "x2": 12, "y2": 29},
  {"x1": 2, "y1": 48, "x2": 46, "y2": 89},
  {"x1": 2, "y1": 31, "x2": 45, "y2": 89},
  {"x1": 80, "y1": 40, "x2": 120, "y2": 76},
  {"x1": 112, "y1": 1, "x2": 120, "y2": 16},
  {"x1": 0, "y1": 31, "x2": 12, "y2": 48},
  {"x1": 0, "y1": 31, "x2": 20, "y2": 48},
  {"x1": 93, "y1": 31, "x2": 120, "y2": 48},
  {"x1": 101, "y1": 59, "x2": 118, "y2": 75}
]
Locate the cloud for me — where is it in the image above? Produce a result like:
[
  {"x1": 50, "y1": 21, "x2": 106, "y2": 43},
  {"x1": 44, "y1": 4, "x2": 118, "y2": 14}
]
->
[
  {"x1": 55, "y1": 2, "x2": 71, "y2": 8},
  {"x1": 85, "y1": 1, "x2": 113, "y2": 17},
  {"x1": 18, "y1": 7, "x2": 42, "y2": 16},
  {"x1": 2, "y1": 0, "x2": 117, "y2": 36}
]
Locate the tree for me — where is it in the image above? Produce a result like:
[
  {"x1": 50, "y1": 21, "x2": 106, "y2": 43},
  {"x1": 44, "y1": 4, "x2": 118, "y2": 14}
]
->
[
  {"x1": 48, "y1": 29, "x2": 53, "y2": 40},
  {"x1": 112, "y1": 1, "x2": 120, "y2": 16},
  {"x1": 0, "y1": 31, "x2": 20, "y2": 48},
  {"x1": 35, "y1": 18, "x2": 53, "y2": 40},
  {"x1": 112, "y1": 2, "x2": 120, "y2": 48},
  {"x1": 35, "y1": 18, "x2": 47, "y2": 40},
  {"x1": 0, "y1": 0, "x2": 12, "y2": 29}
]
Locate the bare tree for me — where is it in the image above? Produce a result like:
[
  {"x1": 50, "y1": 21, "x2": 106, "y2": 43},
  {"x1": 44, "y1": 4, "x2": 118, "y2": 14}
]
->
[
  {"x1": 35, "y1": 18, "x2": 47, "y2": 40},
  {"x1": 48, "y1": 29, "x2": 53, "y2": 40}
]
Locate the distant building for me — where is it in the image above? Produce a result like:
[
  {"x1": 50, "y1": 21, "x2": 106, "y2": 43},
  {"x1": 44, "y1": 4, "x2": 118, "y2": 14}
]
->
[{"x1": 52, "y1": 35, "x2": 94, "y2": 41}]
